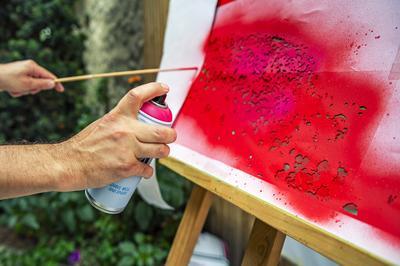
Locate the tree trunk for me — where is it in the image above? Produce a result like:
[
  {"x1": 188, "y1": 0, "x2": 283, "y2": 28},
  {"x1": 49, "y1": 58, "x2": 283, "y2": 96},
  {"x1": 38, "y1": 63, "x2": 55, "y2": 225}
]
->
[{"x1": 80, "y1": 0, "x2": 144, "y2": 115}]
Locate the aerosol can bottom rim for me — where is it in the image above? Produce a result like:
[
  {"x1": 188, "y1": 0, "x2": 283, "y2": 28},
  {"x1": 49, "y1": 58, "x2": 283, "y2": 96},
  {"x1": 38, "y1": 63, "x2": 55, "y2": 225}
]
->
[{"x1": 85, "y1": 189, "x2": 124, "y2": 215}]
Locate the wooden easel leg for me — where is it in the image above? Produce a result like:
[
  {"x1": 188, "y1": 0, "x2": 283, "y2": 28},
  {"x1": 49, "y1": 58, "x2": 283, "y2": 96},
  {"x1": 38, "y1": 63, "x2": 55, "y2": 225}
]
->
[
  {"x1": 241, "y1": 218, "x2": 286, "y2": 266},
  {"x1": 166, "y1": 185, "x2": 214, "y2": 266}
]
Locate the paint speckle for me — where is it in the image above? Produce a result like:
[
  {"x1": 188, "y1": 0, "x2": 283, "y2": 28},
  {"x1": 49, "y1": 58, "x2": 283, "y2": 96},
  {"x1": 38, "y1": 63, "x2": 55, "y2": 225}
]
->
[
  {"x1": 317, "y1": 160, "x2": 329, "y2": 172},
  {"x1": 343, "y1": 203, "x2": 358, "y2": 216},
  {"x1": 175, "y1": 5, "x2": 398, "y2": 237},
  {"x1": 336, "y1": 167, "x2": 348, "y2": 181},
  {"x1": 388, "y1": 195, "x2": 397, "y2": 204},
  {"x1": 334, "y1": 114, "x2": 347, "y2": 120},
  {"x1": 283, "y1": 163, "x2": 290, "y2": 171}
]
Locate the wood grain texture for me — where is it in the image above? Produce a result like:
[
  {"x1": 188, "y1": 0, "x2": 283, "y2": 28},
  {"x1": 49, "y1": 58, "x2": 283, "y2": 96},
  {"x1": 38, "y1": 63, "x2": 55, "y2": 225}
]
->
[
  {"x1": 166, "y1": 185, "x2": 214, "y2": 266},
  {"x1": 206, "y1": 197, "x2": 255, "y2": 266},
  {"x1": 159, "y1": 157, "x2": 389, "y2": 266},
  {"x1": 241, "y1": 218, "x2": 286, "y2": 266},
  {"x1": 143, "y1": 0, "x2": 170, "y2": 83}
]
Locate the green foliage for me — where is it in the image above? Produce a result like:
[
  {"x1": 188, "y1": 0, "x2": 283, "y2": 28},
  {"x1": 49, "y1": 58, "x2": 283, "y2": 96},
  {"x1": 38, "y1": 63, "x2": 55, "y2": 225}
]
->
[
  {"x1": 0, "y1": 1, "x2": 190, "y2": 265},
  {"x1": 0, "y1": 238, "x2": 76, "y2": 266},
  {"x1": 0, "y1": 165, "x2": 189, "y2": 265},
  {"x1": 0, "y1": 0, "x2": 90, "y2": 143}
]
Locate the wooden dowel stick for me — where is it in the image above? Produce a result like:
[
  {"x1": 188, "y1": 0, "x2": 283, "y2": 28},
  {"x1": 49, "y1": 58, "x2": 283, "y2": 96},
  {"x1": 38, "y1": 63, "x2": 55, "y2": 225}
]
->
[{"x1": 54, "y1": 67, "x2": 198, "y2": 83}]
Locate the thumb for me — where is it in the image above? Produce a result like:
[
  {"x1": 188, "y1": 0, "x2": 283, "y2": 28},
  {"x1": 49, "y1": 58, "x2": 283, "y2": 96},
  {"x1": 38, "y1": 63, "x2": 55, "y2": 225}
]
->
[
  {"x1": 28, "y1": 78, "x2": 55, "y2": 91},
  {"x1": 114, "y1": 82, "x2": 169, "y2": 117}
]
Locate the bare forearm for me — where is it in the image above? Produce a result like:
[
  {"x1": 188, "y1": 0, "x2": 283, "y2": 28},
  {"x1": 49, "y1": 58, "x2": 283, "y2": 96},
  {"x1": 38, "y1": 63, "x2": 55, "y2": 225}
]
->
[
  {"x1": 0, "y1": 143, "x2": 72, "y2": 199},
  {"x1": 0, "y1": 83, "x2": 176, "y2": 200}
]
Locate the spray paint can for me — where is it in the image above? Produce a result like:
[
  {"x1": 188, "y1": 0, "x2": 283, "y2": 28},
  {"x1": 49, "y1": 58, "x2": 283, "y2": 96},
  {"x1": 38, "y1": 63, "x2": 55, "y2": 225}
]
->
[{"x1": 85, "y1": 95, "x2": 173, "y2": 214}]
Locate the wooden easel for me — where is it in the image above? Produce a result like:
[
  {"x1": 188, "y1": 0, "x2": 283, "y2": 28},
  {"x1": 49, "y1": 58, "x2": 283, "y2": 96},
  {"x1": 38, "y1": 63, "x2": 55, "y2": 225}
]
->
[
  {"x1": 143, "y1": 2, "x2": 391, "y2": 265},
  {"x1": 160, "y1": 157, "x2": 388, "y2": 266},
  {"x1": 164, "y1": 183, "x2": 285, "y2": 266}
]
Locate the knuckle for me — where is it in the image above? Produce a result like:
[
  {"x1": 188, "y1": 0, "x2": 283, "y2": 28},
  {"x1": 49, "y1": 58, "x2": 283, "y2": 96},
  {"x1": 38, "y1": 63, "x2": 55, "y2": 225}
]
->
[
  {"x1": 101, "y1": 112, "x2": 117, "y2": 124},
  {"x1": 118, "y1": 162, "x2": 133, "y2": 174},
  {"x1": 146, "y1": 168, "x2": 154, "y2": 178},
  {"x1": 153, "y1": 127, "x2": 166, "y2": 141},
  {"x1": 164, "y1": 145, "x2": 171, "y2": 156},
  {"x1": 128, "y1": 89, "x2": 142, "y2": 102},
  {"x1": 135, "y1": 144, "x2": 145, "y2": 156},
  {"x1": 149, "y1": 82, "x2": 160, "y2": 88},
  {"x1": 25, "y1": 59, "x2": 36, "y2": 68},
  {"x1": 170, "y1": 128, "x2": 177, "y2": 142},
  {"x1": 22, "y1": 79, "x2": 34, "y2": 89},
  {"x1": 117, "y1": 157, "x2": 135, "y2": 173},
  {"x1": 158, "y1": 145, "x2": 170, "y2": 157},
  {"x1": 142, "y1": 166, "x2": 153, "y2": 178},
  {"x1": 111, "y1": 130, "x2": 128, "y2": 141}
]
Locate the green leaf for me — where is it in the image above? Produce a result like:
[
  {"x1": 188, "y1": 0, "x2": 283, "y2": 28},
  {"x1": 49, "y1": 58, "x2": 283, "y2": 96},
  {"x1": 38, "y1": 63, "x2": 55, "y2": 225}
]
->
[
  {"x1": 134, "y1": 202, "x2": 153, "y2": 231},
  {"x1": 21, "y1": 213, "x2": 39, "y2": 230},
  {"x1": 154, "y1": 249, "x2": 167, "y2": 261},
  {"x1": 77, "y1": 205, "x2": 95, "y2": 222},
  {"x1": 62, "y1": 209, "x2": 76, "y2": 232},
  {"x1": 169, "y1": 187, "x2": 185, "y2": 207},
  {"x1": 134, "y1": 233, "x2": 145, "y2": 244},
  {"x1": 144, "y1": 256, "x2": 154, "y2": 266},
  {"x1": 117, "y1": 256, "x2": 134, "y2": 266},
  {"x1": 7, "y1": 216, "x2": 17, "y2": 227},
  {"x1": 119, "y1": 241, "x2": 136, "y2": 254}
]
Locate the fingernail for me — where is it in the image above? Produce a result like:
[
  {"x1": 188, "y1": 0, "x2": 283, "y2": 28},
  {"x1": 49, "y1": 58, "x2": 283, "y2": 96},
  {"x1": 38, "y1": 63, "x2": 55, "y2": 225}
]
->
[
  {"x1": 160, "y1": 83, "x2": 169, "y2": 90},
  {"x1": 47, "y1": 80, "x2": 55, "y2": 88}
]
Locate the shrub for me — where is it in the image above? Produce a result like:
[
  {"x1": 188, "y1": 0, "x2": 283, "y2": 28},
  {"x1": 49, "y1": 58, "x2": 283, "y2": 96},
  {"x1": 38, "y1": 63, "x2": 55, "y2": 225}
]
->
[{"x1": 0, "y1": 1, "x2": 189, "y2": 265}]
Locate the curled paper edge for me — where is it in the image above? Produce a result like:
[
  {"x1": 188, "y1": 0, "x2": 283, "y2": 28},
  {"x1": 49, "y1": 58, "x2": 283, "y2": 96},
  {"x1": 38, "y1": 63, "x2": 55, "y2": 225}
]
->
[{"x1": 137, "y1": 160, "x2": 174, "y2": 210}]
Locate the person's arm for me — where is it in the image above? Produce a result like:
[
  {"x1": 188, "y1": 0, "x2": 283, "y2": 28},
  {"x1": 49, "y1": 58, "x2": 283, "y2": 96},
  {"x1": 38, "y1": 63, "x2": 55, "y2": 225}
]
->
[
  {"x1": 0, "y1": 82, "x2": 176, "y2": 199},
  {"x1": 0, "y1": 60, "x2": 64, "y2": 97},
  {"x1": 0, "y1": 143, "x2": 69, "y2": 198}
]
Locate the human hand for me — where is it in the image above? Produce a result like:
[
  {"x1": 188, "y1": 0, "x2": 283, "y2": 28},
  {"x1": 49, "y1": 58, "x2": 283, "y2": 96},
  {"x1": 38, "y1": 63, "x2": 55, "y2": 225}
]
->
[
  {"x1": 55, "y1": 82, "x2": 176, "y2": 191},
  {"x1": 0, "y1": 60, "x2": 64, "y2": 97}
]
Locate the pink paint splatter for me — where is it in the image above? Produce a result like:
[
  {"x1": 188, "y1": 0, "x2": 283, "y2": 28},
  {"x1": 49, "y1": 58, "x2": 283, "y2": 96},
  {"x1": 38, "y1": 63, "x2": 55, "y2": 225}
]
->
[{"x1": 174, "y1": 4, "x2": 399, "y2": 238}]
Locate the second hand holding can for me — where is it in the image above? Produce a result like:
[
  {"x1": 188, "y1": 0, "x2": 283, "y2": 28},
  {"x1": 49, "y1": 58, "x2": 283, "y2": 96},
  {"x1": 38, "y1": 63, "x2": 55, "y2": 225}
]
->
[{"x1": 85, "y1": 94, "x2": 173, "y2": 214}]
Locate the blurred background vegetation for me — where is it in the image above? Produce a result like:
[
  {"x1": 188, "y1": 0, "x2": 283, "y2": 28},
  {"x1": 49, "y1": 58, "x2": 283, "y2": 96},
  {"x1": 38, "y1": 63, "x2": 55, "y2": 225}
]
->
[{"x1": 0, "y1": 0, "x2": 190, "y2": 265}]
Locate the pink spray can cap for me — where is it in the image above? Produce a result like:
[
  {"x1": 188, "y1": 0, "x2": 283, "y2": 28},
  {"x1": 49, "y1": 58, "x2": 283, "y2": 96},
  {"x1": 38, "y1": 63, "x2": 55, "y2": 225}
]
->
[{"x1": 139, "y1": 94, "x2": 173, "y2": 124}]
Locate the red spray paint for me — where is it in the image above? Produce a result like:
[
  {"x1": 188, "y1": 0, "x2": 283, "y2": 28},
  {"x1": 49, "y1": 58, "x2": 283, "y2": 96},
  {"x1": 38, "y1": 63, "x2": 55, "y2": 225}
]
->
[
  {"x1": 217, "y1": 0, "x2": 235, "y2": 6},
  {"x1": 174, "y1": 5, "x2": 399, "y2": 238}
]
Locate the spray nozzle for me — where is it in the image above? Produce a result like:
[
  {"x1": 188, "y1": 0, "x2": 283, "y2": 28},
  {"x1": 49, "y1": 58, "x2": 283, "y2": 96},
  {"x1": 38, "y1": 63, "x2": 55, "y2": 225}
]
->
[{"x1": 151, "y1": 95, "x2": 167, "y2": 106}]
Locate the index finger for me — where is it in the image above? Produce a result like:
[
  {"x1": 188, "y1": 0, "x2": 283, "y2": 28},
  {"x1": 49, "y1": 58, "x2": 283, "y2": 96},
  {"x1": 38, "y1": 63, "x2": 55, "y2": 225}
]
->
[
  {"x1": 115, "y1": 82, "x2": 169, "y2": 117},
  {"x1": 32, "y1": 64, "x2": 65, "y2": 92}
]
